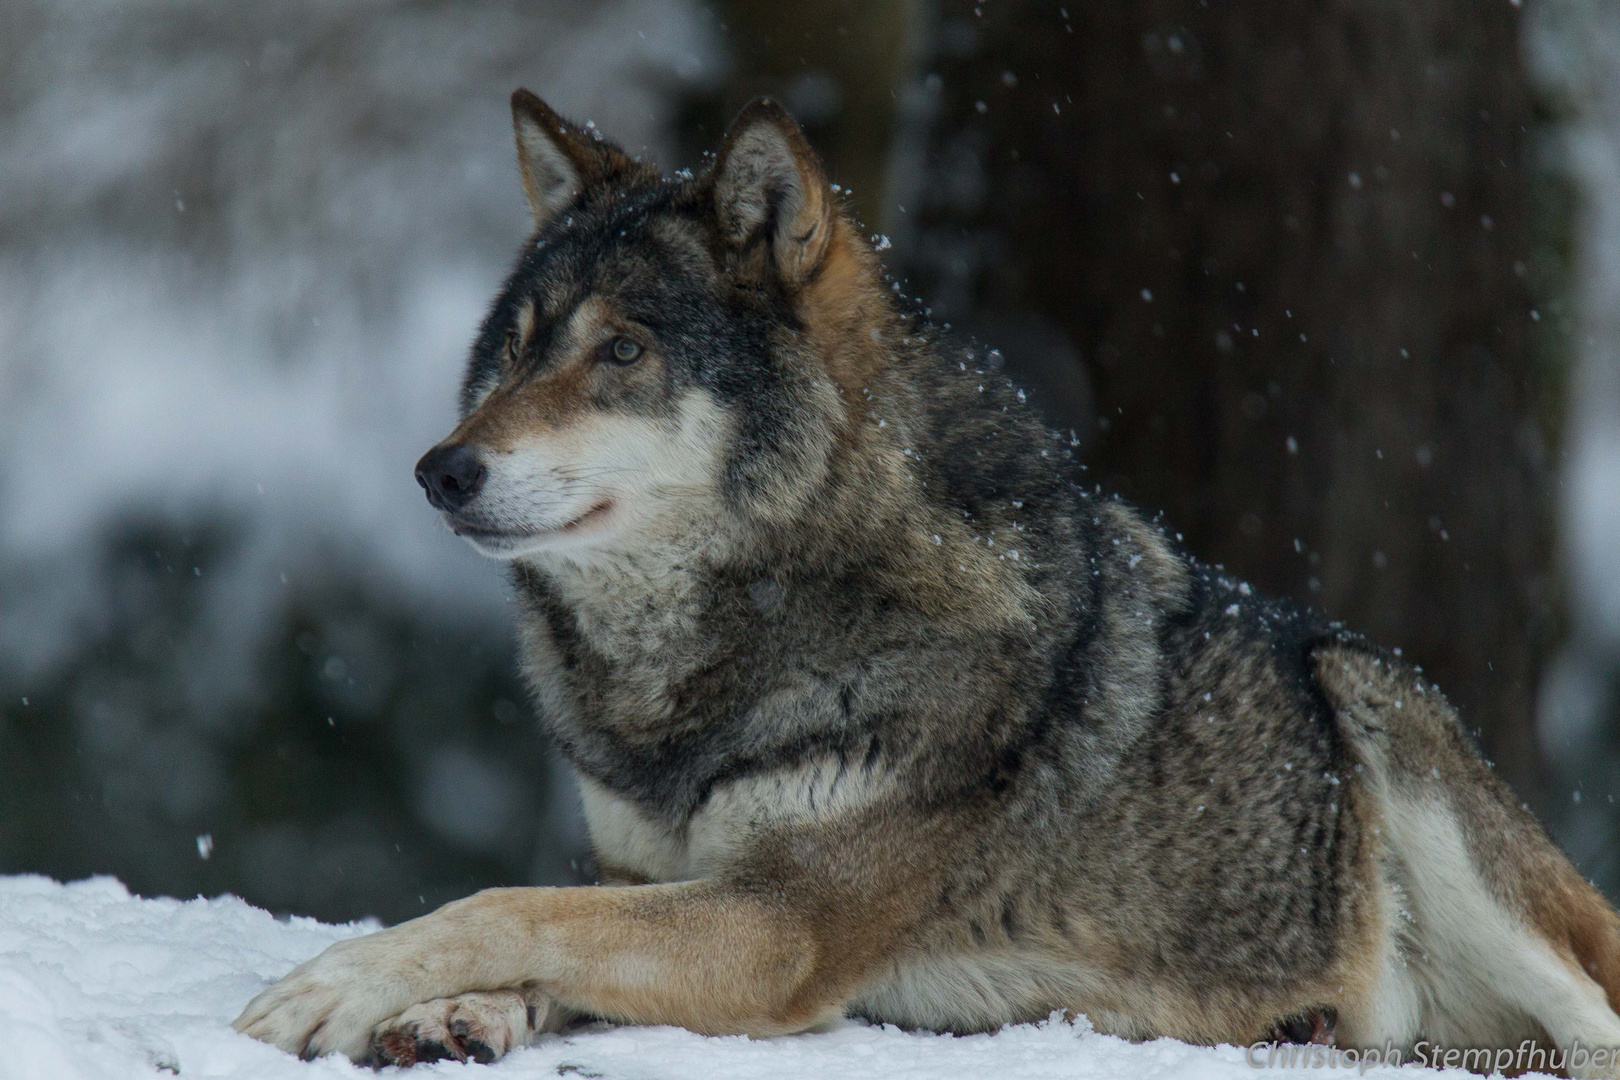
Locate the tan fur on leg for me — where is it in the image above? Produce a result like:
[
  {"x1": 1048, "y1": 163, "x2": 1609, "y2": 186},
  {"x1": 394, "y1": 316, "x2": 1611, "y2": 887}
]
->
[{"x1": 233, "y1": 874, "x2": 911, "y2": 1060}]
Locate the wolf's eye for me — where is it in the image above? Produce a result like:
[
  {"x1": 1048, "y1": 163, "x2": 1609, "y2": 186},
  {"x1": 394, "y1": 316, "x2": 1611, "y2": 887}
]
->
[
  {"x1": 606, "y1": 336, "x2": 643, "y2": 364},
  {"x1": 504, "y1": 330, "x2": 521, "y2": 363}
]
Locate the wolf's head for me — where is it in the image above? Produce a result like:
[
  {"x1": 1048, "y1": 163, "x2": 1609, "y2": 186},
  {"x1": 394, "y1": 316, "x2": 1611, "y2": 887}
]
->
[{"x1": 416, "y1": 89, "x2": 891, "y2": 563}]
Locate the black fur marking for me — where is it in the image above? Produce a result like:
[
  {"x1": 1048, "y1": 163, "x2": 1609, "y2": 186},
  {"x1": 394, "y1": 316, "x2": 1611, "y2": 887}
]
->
[
  {"x1": 1269, "y1": 1005, "x2": 1338, "y2": 1045},
  {"x1": 999, "y1": 898, "x2": 1019, "y2": 941},
  {"x1": 414, "y1": 1039, "x2": 452, "y2": 1064},
  {"x1": 463, "y1": 1037, "x2": 496, "y2": 1065}
]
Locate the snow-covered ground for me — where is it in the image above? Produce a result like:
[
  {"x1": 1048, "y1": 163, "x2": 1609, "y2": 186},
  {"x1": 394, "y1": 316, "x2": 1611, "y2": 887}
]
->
[{"x1": 1, "y1": 875, "x2": 1491, "y2": 1080}]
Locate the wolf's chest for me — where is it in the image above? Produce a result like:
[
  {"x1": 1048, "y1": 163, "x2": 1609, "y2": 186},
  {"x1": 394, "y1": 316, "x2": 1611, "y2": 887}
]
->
[
  {"x1": 571, "y1": 772, "x2": 770, "y2": 883},
  {"x1": 574, "y1": 743, "x2": 898, "y2": 885},
  {"x1": 576, "y1": 774, "x2": 694, "y2": 882}
]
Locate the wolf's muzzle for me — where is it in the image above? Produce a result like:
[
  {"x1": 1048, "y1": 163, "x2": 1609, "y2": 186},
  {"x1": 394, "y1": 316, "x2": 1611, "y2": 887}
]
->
[{"x1": 415, "y1": 443, "x2": 487, "y2": 513}]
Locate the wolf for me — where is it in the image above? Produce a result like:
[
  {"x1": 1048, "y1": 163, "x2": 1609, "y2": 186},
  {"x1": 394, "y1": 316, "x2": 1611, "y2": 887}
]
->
[{"x1": 234, "y1": 89, "x2": 1620, "y2": 1074}]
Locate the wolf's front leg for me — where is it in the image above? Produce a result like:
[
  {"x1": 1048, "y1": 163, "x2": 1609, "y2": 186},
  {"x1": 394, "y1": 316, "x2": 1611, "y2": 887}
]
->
[{"x1": 233, "y1": 879, "x2": 876, "y2": 1062}]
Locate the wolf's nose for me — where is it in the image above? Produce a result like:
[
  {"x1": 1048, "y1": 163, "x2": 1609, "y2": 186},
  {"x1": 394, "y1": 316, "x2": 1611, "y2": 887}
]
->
[{"x1": 415, "y1": 443, "x2": 487, "y2": 512}]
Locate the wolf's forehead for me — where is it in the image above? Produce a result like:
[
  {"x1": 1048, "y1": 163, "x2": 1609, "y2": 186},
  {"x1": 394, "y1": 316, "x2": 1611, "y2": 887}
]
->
[{"x1": 523, "y1": 204, "x2": 711, "y2": 318}]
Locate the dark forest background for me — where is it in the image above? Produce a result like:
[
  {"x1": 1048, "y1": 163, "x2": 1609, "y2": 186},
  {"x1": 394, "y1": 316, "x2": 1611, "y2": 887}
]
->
[{"x1": 4, "y1": 0, "x2": 1616, "y2": 924}]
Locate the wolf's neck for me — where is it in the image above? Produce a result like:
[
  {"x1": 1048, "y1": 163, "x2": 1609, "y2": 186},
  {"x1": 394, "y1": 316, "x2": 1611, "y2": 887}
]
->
[{"x1": 517, "y1": 526, "x2": 726, "y2": 669}]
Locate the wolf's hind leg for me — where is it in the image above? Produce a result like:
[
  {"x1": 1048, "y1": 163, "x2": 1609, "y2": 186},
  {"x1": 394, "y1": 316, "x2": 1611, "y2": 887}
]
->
[
  {"x1": 367, "y1": 986, "x2": 569, "y2": 1067},
  {"x1": 1384, "y1": 792, "x2": 1620, "y2": 1077},
  {"x1": 1316, "y1": 645, "x2": 1620, "y2": 1078}
]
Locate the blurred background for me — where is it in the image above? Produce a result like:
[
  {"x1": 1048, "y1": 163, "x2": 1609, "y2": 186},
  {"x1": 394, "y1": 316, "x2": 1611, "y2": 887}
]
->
[{"x1": 1, "y1": 0, "x2": 1617, "y2": 924}]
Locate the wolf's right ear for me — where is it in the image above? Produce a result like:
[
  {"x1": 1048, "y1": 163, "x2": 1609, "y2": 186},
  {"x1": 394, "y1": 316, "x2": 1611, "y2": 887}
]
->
[
  {"x1": 712, "y1": 99, "x2": 834, "y2": 288},
  {"x1": 510, "y1": 89, "x2": 638, "y2": 228}
]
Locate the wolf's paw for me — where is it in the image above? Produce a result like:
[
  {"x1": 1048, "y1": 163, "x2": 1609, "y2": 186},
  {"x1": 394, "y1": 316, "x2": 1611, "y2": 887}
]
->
[
  {"x1": 233, "y1": 934, "x2": 419, "y2": 1061},
  {"x1": 367, "y1": 988, "x2": 566, "y2": 1067},
  {"x1": 1266, "y1": 1005, "x2": 1336, "y2": 1045}
]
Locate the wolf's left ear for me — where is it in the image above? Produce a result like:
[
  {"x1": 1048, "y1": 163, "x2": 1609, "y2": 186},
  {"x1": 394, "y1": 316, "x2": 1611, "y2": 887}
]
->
[
  {"x1": 511, "y1": 88, "x2": 640, "y2": 228},
  {"x1": 712, "y1": 100, "x2": 834, "y2": 288}
]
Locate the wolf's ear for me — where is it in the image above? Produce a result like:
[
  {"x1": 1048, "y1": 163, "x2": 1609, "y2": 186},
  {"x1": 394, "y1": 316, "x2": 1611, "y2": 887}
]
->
[
  {"x1": 510, "y1": 88, "x2": 639, "y2": 228},
  {"x1": 712, "y1": 99, "x2": 834, "y2": 288}
]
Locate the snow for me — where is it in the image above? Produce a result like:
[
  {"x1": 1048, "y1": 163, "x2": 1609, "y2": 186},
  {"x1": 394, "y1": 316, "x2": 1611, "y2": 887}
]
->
[{"x1": 2, "y1": 875, "x2": 1479, "y2": 1080}]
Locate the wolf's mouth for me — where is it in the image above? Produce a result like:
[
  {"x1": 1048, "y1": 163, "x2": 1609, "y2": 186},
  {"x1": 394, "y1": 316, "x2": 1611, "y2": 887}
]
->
[{"x1": 447, "y1": 500, "x2": 616, "y2": 553}]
